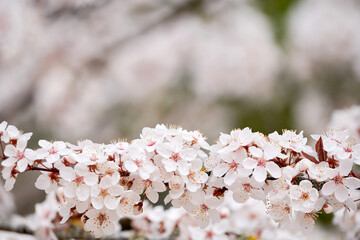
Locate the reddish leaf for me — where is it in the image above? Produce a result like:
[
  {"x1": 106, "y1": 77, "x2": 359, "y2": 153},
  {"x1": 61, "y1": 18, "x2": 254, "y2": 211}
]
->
[
  {"x1": 315, "y1": 137, "x2": 327, "y2": 162},
  {"x1": 350, "y1": 169, "x2": 360, "y2": 179},
  {"x1": 301, "y1": 151, "x2": 319, "y2": 164}
]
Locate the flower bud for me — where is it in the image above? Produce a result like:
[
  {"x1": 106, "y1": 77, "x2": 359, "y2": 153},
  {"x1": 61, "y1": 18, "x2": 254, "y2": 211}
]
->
[
  {"x1": 133, "y1": 202, "x2": 143, "y2": 215},
  {"x1": 323, "y1": 203, "x2": 333, "y2": 214}
]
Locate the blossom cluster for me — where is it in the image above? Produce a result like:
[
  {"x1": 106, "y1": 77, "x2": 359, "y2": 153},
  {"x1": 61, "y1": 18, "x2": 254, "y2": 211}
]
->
[
  {"x1": 121, "y1": 198, "x2": 340, "y2": 240},
  {"x1": 1, "y1": 121, "x2": 360, "y2": 238},
  {"x1": 329, "y1": 105, "x2": 360, "y2": 142}
]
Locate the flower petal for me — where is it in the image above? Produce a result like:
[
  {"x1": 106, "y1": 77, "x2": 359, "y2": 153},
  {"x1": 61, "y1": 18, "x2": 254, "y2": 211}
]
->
[
  {"x1": 321, "y1": 181, "x2": 335, "y2": 196},
  {"x1": 243, "y1": 158, "x2": 258, "y2": 170},
  {"x1": 35, "y1": 174, "x2": 51, "y2": 190},
  {"x1": 334, "y1": 184, "x2": 349, "y2": 202},
  {"x1": 266, "y1": 161, "x2": 281, "y2": 178},
  {"x1": 253, "y1": 166, "x2": 267, "y2": 182},
  {"x1": 213, "y1": 163, "x2": 230, "y2": 177}
]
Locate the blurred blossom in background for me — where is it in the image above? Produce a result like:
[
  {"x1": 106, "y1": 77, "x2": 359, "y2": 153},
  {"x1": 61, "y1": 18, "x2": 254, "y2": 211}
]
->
[{"x1": 0, "y1": 0, "x2": 359, "y2": 223}]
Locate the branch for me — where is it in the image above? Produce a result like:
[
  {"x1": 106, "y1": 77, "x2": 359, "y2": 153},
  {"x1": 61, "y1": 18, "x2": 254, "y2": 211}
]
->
[
  {"x1": 0, "y1": 141, "x2": 6, "y2": 160},
  {"x1": 28, "y1": 167, "x2": 59, "y2": 173},
  {"x1": 45, "y1": 0, "x2": 112, "y2": 20},
  {"x1": 103, "y1": 0, "x2": 204, "y2": 57},
  {"x1": 0, "y1": 225, "x2": 33, "y2": 235}
]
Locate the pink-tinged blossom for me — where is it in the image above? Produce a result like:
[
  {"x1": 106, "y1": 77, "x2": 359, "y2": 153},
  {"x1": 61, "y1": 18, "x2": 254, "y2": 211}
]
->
[
  {"x1": 290, "y1": 180, "x2": 319, "y2": 213},
  {"x1": 97, "y1": 161, "x2": 120, "y2": 185},
  {"x1": 91, "y1": 176, "x2": 123, "y2": 210},
  {"x1": 123, "y1": 148, "x2": 155, "y2": 180},
  {"x1": 157, "y1": 136, "x2": 197, "y2": 175},
  {"x1": 2, "y1": 134, "x2": 37, "y2": 172},
  {"x1": 60, "y1": 164, "x2": 98, "y2": 201},
  {"x1": 84, "y1": 208, "x2": 118, "y2": 238},
  {"x1": 230, "y1": 176, "x2": 265, "y2": 203},
  {"x1": 35, "y1": 172, "x2": 59, "y2": 194},
  {"x1": 321, "y1": 160, "x2": 360, "y2": 202},
  {"x1": 140, "y1": 127, "x2": 165, "y2": 152},
  {"x1": 295, "y1": 198, "x2": 325, "y2": 230},
  {"x1": 269, "y1": 130, "x2": 312, "y2": 153},
  {"x1": 308, "y1": 161, "x2": 331, "y2": 182},
  {"x1": 74, "y1": 143, "x2": 107, "y2": 165},
  {"x1": 243, "y1": 146, "x2": 282, "y2": 182},
  {"x1": 117, "y1": 190, "x2": 140, "y2": 216},
  {"x1": 131, "y1": 172, "x2": 166, "y2": 204},
  {"x1": 266, "y1": 196, "x2": 292, "y2": 226},
  {"x1": 217, "y1": 128, "x2": 254, "y2": 154},
  {"x1": 0, "y1": 121, "x2": 8, "y2": 141},
  {"x1": 213, "y1": 148, "x2": 251, "y2": 185},
  {"x1": 189, "y1": 197, "x2": 221, "y2": 229},
  {"x1": 36, "y1": 140, "x2": 70, "y2": 163},
  {"x1": 1, "y1": 124, "x2": 32, "y2": 144},
  {"x1": 184, "y1": 159, "x2": 208, "y2": 192}
]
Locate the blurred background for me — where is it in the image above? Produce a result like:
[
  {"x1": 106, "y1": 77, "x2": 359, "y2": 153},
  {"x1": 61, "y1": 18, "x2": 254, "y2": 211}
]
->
[{"x1": 1, "y1": 0, "x2": 360, "y2": 217}]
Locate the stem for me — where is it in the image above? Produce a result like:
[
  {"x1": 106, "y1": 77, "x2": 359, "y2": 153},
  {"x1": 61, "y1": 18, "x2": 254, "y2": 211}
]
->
[
  {"x1": 0, "y1": 225, "x2": 33, "y2": 235},
  {"x1": 0, "y1": 141, "x2": 6, "y2": 160},
  {"x1": 28, "y1": 166, "x2": 59, "y2": 173}
]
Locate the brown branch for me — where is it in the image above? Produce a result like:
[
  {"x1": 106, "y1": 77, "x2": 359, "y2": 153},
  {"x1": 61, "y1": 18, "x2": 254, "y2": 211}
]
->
[
  {"x1": 28, "y1": 167, "x2": 59, "y2": 173},
  {"x1": 102, "y1": 0, "x2": 205, "y2": 58},
  {"x1": 45, "y1": 0, "x2": 112, "y2": 20},
  {"x1": 0, "y1": 141, "x2": 6, "y2": 160},
  {"x1": 0, "y1": 225, "x2": 33, "y2": 235}
]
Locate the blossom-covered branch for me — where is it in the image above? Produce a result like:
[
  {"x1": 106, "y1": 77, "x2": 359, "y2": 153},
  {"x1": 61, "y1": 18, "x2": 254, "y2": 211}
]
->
[{"x1": 1, "y1": 121, "x2": 360, "y2": 238}]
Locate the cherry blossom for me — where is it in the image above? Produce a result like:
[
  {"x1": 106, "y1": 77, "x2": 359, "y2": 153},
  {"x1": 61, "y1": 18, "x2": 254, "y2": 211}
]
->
[
  {"x1": 189, "y1": 196, "x2": 221, "y2": 229},
  {"x1": 230, "y1": 176, "x2": 265, "y2": 203},
  {"x1": 84, "y1": 208, "x2": 118, "y2": 238},
  {"x1": 308, "y1": 161, "x2": 331, "y2": 182},
  {"x1": 0, "y1": 122, "x2": 359, "y2": 238},
  {"x1": 213, "y1": 148, "x2": 251, "y2": 185},
  {"x1": 321, "y1": 161, "x2": 360, "y2": 202},
  {"x1": 36, "y1": 140, "x2": 70, "y2": 163},
  {"x1": 157, "y1": 137, "x2": 197, "y2": 175},
  {"x1": 2, "y1": 134, "x2": 36, "y2": 172},
  {"x1": 35, "y1": 171, "x2": 60, "y2": 193},
  {"x1": 91, "y1": 175, "x2": 123, "y2": 210},
  {"x1": 117, "y1": 190, "x2": 140, "y2": 216},
  {"x1": 290, "y1": 180, "x2": 319, "y2": 213},
  {"x1": 269, "y1": 130, "x2": 312, "y2": 153},
  {"x1": 60, "y1": 164, "x2": 98, "y2": 201},
  {"x1": 217, "y1": 128, "x2": 254, "y2": 154},
  {"x1": 243, "y1": 146, "x2": 283, "y2": 182},
  {"x1": 183, "y1": 159, "x2": 208, "y2": 192}
]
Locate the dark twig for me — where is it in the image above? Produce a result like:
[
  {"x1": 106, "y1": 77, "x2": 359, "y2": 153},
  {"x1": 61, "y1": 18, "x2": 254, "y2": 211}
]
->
[
  {"x1": 28, "y1": 166, "x2": 59, "y2": 173},
  {"x1": 0, "y1": 225, "x2": 34, "y2": 235}
]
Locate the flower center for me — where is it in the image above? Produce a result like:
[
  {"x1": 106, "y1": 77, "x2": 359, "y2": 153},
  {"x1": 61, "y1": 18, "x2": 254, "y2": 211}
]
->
[
  {"x1": 344, "y1": 147, "x2": 352, "y2": 153},
  {"x1": 75, "y1": 176, "x2": 84, "y2": 185},
  {"x1": 243, "y1": 183, "x2": 252, "y2": 192},
  {"x1": 257, "y1": 158, "x2": 266, "y2": 167},
  {"x1": 89, "y1": 153, "x2": 98, "y2": 161},
  {"x1": 134, "y1": 159, "x2": 142, "y2": 167},
  {"x1": 171, "y1": 153, "x2": 180, "y2": 162},
  {"x1": 97, "y1": 213, "x2": 107, "y2": 225},
  {"x1": 284, "y1": 205, "x2": 291, "y2": 213},
  {"x1": 100, "y1": 189, "x2": 108, "y2": 197},
  {"x1": 301, "y1": 192, "x2": 309, "y2": 200},
  {"x1": 334, "y1": 174, "x2": 343, "y2": 184},
  {"x1": 49, "y1": 147, "x2": 57, "y2": 155},
  {"x1": 229, "y1": 161, "x2": 239, "y2": 169},
  {"x1": 16, "y1": 151, "x2": 25, "y2": 160},
  {"x1": 200, "y1": 204, "x2": 209, "y2": 213},
  {"x1": 205, "y1": 231, "x2": 214, "y2": 238}
]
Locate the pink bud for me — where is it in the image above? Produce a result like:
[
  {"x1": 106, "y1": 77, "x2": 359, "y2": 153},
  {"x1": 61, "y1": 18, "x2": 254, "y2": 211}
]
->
[{"x1": 323, "y1": 204, "x2": 333, "y2": 214}]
